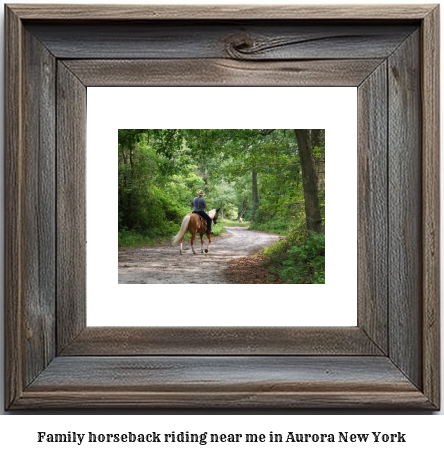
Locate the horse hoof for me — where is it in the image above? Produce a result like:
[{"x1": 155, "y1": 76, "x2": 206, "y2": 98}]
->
[{"x1": 205, "y1": 249, "x2": 208, "y2": 253}]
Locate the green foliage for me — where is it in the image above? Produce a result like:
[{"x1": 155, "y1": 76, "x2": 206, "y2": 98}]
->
[
  {"x1": 118, "y1": 129, "x2": 325, "y2": 252},
  {"x1": 118, "y1": 229, "x2": 160, "y2": 248},
  {"x1": 220, "y1": 219, "x2": 250, "y2": 227},
  {"x1": 118, "y1": 133, "x2": 197, "y2": 243},
  {"x1": 263, "y1": 218, "x2": 307, "y2": 260},
  {"x1": 262, "y1": 217, "x2": 325, "y2": 284},
  {"x1": 278, "y1": 232, "x2": 325, "y2": 284},
  {"x1": 249, "y1": 215, "x2": 291, "y2": 235},
  {"x1": 212, "y1": 222, "x2": 226, "y2": 236}
]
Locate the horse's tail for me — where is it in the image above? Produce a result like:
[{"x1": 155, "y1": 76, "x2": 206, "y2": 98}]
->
[{"x1": 172, "y1": 215, "x2": 191, "y2": 245}]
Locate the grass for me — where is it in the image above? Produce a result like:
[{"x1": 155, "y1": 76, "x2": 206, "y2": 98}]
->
[
  {"x1": 220, "y1": 219, "x2": 250, "y2": 228},
  {"x1": 248, "y1": 215, "x2": 290, "y2": 235},
  {"x1": 118, "y1": 230, "x2": 170, "y2": 248}
]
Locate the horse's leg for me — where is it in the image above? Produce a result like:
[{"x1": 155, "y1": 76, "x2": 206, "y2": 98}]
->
[
  {"x1": 200, "y1": 234, "x2": 204, "y2": 253},
  {"x1": 191, "y1": 232, "x2": 197, "y2": 254},
  {"x1": 180, "y1": 236, "x2": 184, "y2": 255},
  {"x1": 205, "y1": 234, "x2": 212, "y2": 253}
]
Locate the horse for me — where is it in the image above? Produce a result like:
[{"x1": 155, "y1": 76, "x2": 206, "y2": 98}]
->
[{"x1": 172, "y1": 208, "x2": 220, "y2": 255}]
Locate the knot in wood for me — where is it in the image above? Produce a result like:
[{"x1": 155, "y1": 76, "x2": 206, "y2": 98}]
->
[{"x1": 224, "y1": 34, "x2": 255, "y2": 59}]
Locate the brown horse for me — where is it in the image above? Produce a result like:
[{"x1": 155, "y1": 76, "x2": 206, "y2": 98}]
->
[{"x1": 172, "y1": 208, "x2": 220, "y2": 255}]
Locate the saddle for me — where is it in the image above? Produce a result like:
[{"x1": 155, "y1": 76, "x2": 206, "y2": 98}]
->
[
  {"x1": 197, "y1": 215, "x2": 208, "y2": 234},
  {"x1": 192, "y1": 212, "x2": 209, "y2": 234}
]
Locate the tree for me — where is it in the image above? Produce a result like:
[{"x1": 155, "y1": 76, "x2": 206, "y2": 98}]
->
[
  {"x1": 294, "y1": 129, "x2": 323, "y2": 233},
  {"x1": 118, "y1": 129, "x2": 325, "y2": 246},
  {"x1": 251, "y1": 170, "x2": 259, "y2": 220}
]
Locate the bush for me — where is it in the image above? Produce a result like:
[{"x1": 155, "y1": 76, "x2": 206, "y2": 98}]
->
[
  {"x1": 249, "y1": 215, "x2": 291, "y2": 235},
  {"x1": 118, "y1": 220, "x2": 181, "y2": 247},
  {"x1": 279, "y1": 232, "x2": 325, "y2": 284},
  {"x1": 262, "y1": 218, "x2": 307, "y2": 261},
  {"x1": 212, "y1": 222, "x2": 226, "y2": 236},
  {"x1": 118, "y1": 228, "x2": 156, "y2": 247},
  {"x1": 263, "y1": 221, "x2": 325, "y2": 284}
]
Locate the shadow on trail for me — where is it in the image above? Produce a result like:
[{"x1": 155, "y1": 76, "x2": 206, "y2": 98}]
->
[{"x1": 118, "y1": 227, "x2": 283, "y2": 284}]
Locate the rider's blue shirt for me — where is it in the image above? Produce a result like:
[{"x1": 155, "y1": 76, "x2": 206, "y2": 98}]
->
[{"x1": 192, "y1": 197, "x2": 207, "y2": 211}]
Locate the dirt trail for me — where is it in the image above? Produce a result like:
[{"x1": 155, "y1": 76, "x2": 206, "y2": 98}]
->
[{"x1": 118, "y1": 226, "x2": 283, "y2": 284}]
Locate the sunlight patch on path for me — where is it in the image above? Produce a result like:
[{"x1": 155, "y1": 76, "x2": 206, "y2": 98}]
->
[{"x1": 118, "y1": 227, "x2": 283, "y2": 284}]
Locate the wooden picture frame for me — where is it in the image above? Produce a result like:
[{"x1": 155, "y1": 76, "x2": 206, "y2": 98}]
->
[{"x1": 5, "y1": 4, "x2": 440, "y2": 409}]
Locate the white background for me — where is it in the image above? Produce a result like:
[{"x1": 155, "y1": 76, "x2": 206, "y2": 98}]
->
[
  {"x1": 87, "y1": 87, "x2": 357, "y2": 326},
  {"x1": 0, "y1": 0, "x2": 442, "y2": 449}
]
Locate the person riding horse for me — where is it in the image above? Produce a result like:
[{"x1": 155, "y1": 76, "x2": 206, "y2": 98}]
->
[
  {"x1": 172, "y1": 195, "x2": 220, "y2": 255},
  {"x1": 191, "y1": 190, "x2": 214, "y2": 234}
]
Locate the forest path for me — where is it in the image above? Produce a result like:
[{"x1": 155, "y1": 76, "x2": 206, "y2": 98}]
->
[{"x1": 118, "y1": 226, "x2": 283, "y2": 284}]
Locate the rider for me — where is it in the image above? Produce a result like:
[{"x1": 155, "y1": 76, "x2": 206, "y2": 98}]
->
[{"x1": 191, "y1": 190, "x2": 213, "y2": 234}]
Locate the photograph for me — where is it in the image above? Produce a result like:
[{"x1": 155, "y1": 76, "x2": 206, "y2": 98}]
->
[{"x1": 118, "y1": 129, "x2": 325, "y2": 285}]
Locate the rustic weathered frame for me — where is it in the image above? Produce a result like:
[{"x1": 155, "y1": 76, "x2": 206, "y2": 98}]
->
[{"x1": 5, "y1": 4, "x2": 440, "y2": 409}]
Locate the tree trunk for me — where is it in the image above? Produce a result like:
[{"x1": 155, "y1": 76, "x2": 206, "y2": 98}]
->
[
  {"x1": 252, "y1": 170, "x2": 259, "y2": 221},
  {"x1": 237, "y1": 199, "x2": 248, "y2": 221},
  {"x1": 202, "y1": 167, "x2": 209, "y2": 194},
  {"x1": 294, "y1": 129, "x2": 322, "y2": 233},
  {"x1": 311, "y1": 129, "x2": 324, "y2": 149}
]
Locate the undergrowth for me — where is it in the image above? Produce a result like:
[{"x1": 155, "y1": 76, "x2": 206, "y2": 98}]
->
[
  {"x1": 221, "y1": 219, "x2": 250, "y2": 227},
  {"x1": 263, "y1": 219, "x2": 325, "y2": 284},
  {"x1": 249, "y1": 215, "x2": 290, "y2": 235}
]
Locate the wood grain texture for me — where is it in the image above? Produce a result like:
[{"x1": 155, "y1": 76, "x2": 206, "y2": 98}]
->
[
  {"x1": 26, "y1": 22, "x2": 416, "y2": 60},
  {"x1": 421, "y1": 6, "x2": 440, "y2": 409},
  {"x1": 7, "y1": 4, "x2": 435, "y2": 20},
  {"x1": 64, "y1": 59, "x2": 384, "y2": 87},
  {"x1": 357, "y1": 62, "x2": 388, "y2": 354},
  {"x1": 15, "y1": 390, "x2": 433, "y2": 410},
  {"x1": 5, "y1": 9, "x2": 58, "y2": 409},
  {"x1": 388, "y1": 31, "x2": 422, "y2": 389},
  {"x1": 21, "y1": 29, "x2": 57, "y2": 387},
  {"x1": 61, "y1": 327, "x2": 383, "y2": 356},
  {"x1": 28, "y1": 356, "x2": 418, "y2": 391},
  {"x1": 56, "y1": 62, "x2": 87, "y2": 353},
  {"x1": 14, "y1": 356, "x2": 433, "y2": 409},
  {"x1": 4, "y1": 4, "x2": 24, "y2": 410},
  {"x1": 4, "y1": 5, "x2": 440, "y2": 410}
]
